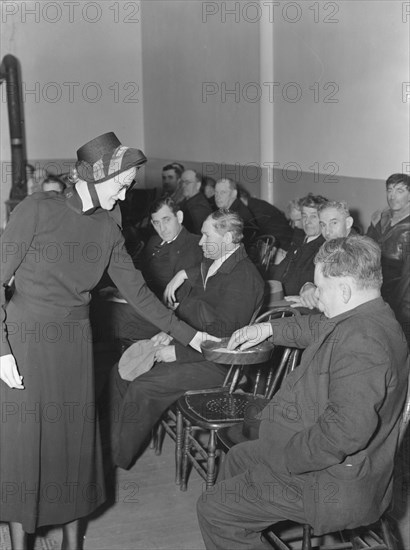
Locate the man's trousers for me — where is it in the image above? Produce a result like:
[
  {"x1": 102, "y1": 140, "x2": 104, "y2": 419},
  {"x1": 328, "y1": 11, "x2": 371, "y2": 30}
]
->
[
  {"x1": 197, "y1": 440, "x2": 309, "y2": 550},
  {"x1": 108, "y1": 359, "x2": 228, "y2": 469}
]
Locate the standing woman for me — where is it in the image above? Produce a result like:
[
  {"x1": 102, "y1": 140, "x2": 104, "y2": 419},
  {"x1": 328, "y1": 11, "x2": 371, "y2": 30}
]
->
[
  {"x1": 367, "y1": 173, "x2": 410, "y2": 345},
  {"x1": 0, "y1": 133, "x2": 202, "y2": 549}
]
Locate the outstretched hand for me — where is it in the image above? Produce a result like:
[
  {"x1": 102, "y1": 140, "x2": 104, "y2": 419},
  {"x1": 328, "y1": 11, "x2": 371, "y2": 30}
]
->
[
  {"x1": 0, "y1": 354, "x2": 24, "y2": 389},
  {"x1": 189, "y1": 331, "x2": 221, "y2": 352},
  {"x1": 151, "y1": 331, "x2": 173, "y2": 347},
  {"x1": 154, "y1": 345, "x2": 176, "y2": 363},
  {"x1": 227, "y1": 323, "x2": 273, "y2": 351},
  {"x1": 163, "y1": 270, "x2": 188, "y2": 307}
]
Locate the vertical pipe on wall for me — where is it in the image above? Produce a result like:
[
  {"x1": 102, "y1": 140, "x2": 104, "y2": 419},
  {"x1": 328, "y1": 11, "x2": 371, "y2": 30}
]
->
[
  {"x1": 259, "y1": 14, "x2": 274, "y2": 204},
  {"x1": 0, "y1": 54, "x2": 27, "y2": 218}
]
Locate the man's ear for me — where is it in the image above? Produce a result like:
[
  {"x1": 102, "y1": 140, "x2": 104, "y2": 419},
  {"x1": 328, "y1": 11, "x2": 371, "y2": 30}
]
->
[
  {"x1": 340, "y1": 282, "x2": 352, "y2": 304},
  {"x1": 346, "y1": 216, "x2": 354, "y2": 231},
  {"x1": 224, "y1": 231, "x2": 234, "y2": 245},
  {"x1": 177, "y1": 210, "x2": 184, "y2": 224}
]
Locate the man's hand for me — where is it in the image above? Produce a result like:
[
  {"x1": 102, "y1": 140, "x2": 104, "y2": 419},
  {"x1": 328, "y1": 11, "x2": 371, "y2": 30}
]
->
[
  {"x1": 151, "y1": 332, "x2": 173, "y2": 347},
  {"x1": 285, "y1": 283, "x2": 318, "y2": 309},
  {"x1": 154, "y1": 345, "x2": 176, "y2": 363},
  {"x1": 227, "y1": 323, "x2": 273, "y2": 351},
  {"x1": 0, "y1": 354, "x2": 24, "y2": 389},
  {"x1": 189, "y1": 331, "x2": 221, "y2": 352},
  {"x1": 163, "y1": 270, "x2": 188, "y2": 307},
  {"x1": 274, "y1": 248, "x2": 287, "y2": 265},
  {"x1": 284, "y1": 295, "x2": 302, "y2": 307},
  {"x1": 299, "y1": 283, "x2": 318, "y2": 309}
]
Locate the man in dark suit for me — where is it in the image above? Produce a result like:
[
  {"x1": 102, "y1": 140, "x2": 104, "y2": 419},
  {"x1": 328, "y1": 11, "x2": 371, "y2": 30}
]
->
[
  {"x1": 239, "y1": 189, "x2": 294, "y2": 251},
  {"x1": 197, "y1": 235, "x2": 409, "y2": 549},
  {"x1": 102, "y1": 196, "x2": 203, "y2": 345},
  {"x1": 270, "y1": 193, "x2": 327, "y2": 295},
  {"x1": 110, "y1": 210, "x2": 265, "y2": 469},
  {"x1": 285, "y1": 199, "x2": 355, "y2": 309},
  {"x1": 214, "y1": 179, "x2": 259, "y2": 246},
  {"x1": 179, "y1": 170, "x2": 213, "y2": 234}
]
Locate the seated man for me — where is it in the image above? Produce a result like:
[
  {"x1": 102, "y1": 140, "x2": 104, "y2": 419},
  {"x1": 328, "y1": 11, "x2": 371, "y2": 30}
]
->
[
  {"x1": 197, "y1": 235, "x2": 409, "y2": 549},
  {"x1": 179, "y1": 169, "x2": 213, "y2": 234},
  {"x1": 96, "y1": 196, "x2": 202, "y2": 345},
  {"x1": 214, "y1": 179, "x2": 259, "y2": 246},
  {"x1": 110, "y1": 210, "x2": 265, "y2": 469},
  {"x1": 239, "y1": 188, "x2": 294, "y2": 252},
  {"x1": 161, "y1": 162, "x2": 185, "y2": 196},
  {"x1": 286, "y1": 199, "x2": 354, "y2": 309},
  {"x1": 269, "y1": 193, "x2": 327, "y2": 295}
]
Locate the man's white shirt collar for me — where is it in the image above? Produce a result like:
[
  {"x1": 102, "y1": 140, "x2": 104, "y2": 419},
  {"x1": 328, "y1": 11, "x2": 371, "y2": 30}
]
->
[{"x1": 204, "y1": 244, "x2": 240, "y2": 286}]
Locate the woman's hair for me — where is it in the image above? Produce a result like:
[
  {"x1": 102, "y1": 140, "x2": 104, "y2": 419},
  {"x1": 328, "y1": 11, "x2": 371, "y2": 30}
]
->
[
  {"x1": 210, "y1": 209, "x2": 244, "y2": 244},
  {"x1": 314, "y1": 235, "x2": 382, "y2": 290},
  {"x1": 386, "y1": 173, "x2": 410, "y2": 191},
  {"x1": 286, "y1": 198, "x2": 301, "y2": 217},
  {"x1": 42, "y1": 176, "x2": 66, "y2": 193}
]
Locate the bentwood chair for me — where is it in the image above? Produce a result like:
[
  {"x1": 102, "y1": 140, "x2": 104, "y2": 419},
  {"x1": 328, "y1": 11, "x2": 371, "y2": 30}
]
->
[
  {"x1": 255, "y1": 234, "x2": 278, "y2": 272},
  {"x1": 151, "y1": 306, "x2": 264, "y2": 472},
  {"x1": 150, "y1": 303, "x2": 263, "y2": 459},
  {"x1": 175, "y1": 306, "x2": 302, "y2": 491},
  {"x1": 216, "y1": 368, "x2": 410, "y2": 549}
]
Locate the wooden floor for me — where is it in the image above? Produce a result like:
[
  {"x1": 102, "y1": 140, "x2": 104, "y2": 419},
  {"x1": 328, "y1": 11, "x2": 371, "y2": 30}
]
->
[
  {"x1": 0, "y1": 436, "x2": 206, "y2": 550},
  {"x1": 1, "y1": 428, "x2": 409, "y2": 549},
  {"x1": 84, "y1": 437, "x2": 206, "y2": 550}
]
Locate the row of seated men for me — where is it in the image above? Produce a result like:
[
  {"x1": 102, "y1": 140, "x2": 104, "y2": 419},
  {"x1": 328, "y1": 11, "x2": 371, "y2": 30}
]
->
[
  {"x1": 41, "y1": 166, "x2": 409, "y2": 348},
  {"x1": 91, "y1": 171, "x2": 409, "y2": 548},
  {"x1": 94, "y1": 178, "x2": 410, "y2": 347},
  {"x1": 96, "y1": 171, "x2": 409, "y2": 460},
  {"x1": 120, "y1": 162, "x2": 295, "y2": 258}
]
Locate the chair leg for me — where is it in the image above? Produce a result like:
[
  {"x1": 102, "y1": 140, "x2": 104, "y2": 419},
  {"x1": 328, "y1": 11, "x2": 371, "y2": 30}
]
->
[
  {"x1": 380, "y1": 516, "x2": 399, "y2": 550},
  {"x1": 206, "y1": 429, "x2": 218, "y2": 489},
  {"x1": 154, "y1": 421, "x2": 165, "y2": 456},
  {"x1": 175, "y1": 409, "x2": 184, "y2": 486},
  {"x1": 149, "y1": 428, "x2": 156, "y2": 449},
  {"x1": 302, "y1": 524, "x2": 312, "y2": 550},
  {"x1": 349, "y1": 530, "x2": 368, "y2": 550},
  {"x1": 181, "y1": 421, "x2": 192, "y2": 492}
]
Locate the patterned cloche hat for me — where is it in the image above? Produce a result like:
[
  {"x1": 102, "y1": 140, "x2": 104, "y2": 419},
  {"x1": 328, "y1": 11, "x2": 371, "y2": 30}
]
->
[{"x1": 76, "y1": 132, "x2": 147, "y2": 184}]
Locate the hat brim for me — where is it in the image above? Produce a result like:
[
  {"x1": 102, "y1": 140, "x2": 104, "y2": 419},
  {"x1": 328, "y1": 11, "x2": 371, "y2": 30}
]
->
[
  {"x1": 118, "y1": 340, "x2": 156, "y2": 382},
  {"x1": 76, "y1": 147, "x2": 147, "y2": 184}
]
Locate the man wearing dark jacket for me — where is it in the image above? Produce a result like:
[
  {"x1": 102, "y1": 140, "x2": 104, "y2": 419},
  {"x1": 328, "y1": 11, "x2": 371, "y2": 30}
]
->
[
  {"x1": 96, "y1": 196, "x2": 202, "y2": 344},
  {"x1": 110, "y1": 210, "x2": 265, "y2": 469},
  {"x1": 179, "y1": 170, "x2": 213, "y2": 234},
  {"x1": 270, "y1": 193, "x2": 327, "y2": 295},
  {"x1": 240, "y1": 191, "x2": 294, "y2": 251},
  {"x1": 214, "y1": 179, "x2": 259, "y2": 246},
  {"x1": 197, "y1": 235, "x2": 409, "y2": 549}
]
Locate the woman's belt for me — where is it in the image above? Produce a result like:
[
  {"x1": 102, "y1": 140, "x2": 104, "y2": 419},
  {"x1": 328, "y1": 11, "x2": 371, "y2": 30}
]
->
[{"x1": 10, "y1": 292, "x2": 89, "y2": 320}]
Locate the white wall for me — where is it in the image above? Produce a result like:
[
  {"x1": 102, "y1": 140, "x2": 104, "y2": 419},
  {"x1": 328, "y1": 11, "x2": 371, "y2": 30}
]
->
[
  {"x1": 272, "y1": 0, "x2": 410, "y2": 226},
  {"x1": 141, "y1": 0, "x2": 260, "y2": 168},
  {"x1": 1, "y1": 1, "x2": 409, "y2": 229},
  {"x1": 1, "y1": 0, "x2": 144, "y2": 222}
]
